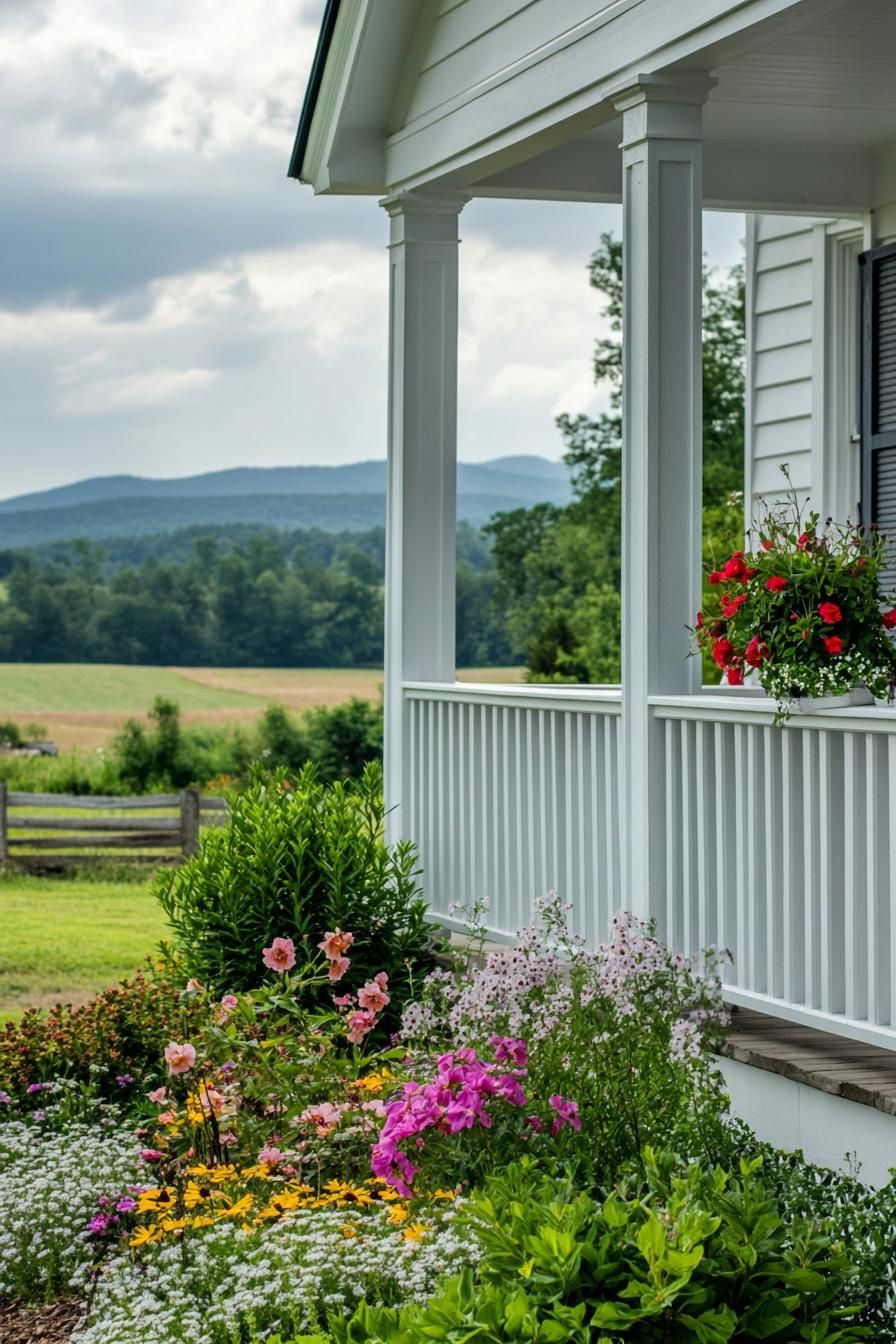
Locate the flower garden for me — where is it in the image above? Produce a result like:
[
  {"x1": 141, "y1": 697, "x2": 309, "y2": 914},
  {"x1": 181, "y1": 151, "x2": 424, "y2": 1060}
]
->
[{"x1": 2, "y1": 766, "x2": 896, "y2": 1341}]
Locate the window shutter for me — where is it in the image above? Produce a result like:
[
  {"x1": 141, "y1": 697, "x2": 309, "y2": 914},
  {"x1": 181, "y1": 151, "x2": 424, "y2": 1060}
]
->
[{"x1": 861, "y1": 242, "x2": 896, "y2": 591}]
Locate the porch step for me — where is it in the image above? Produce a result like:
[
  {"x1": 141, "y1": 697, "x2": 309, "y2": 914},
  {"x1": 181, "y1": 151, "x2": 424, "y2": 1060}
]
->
[{"x1": 721, "y1": 1008, "x2": 896, "y2": 1118}]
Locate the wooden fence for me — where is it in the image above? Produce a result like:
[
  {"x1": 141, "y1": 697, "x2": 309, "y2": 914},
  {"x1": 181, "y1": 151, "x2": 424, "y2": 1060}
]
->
[{"x1": 0, "y1": 785, "x2": 228, "y2": 866}]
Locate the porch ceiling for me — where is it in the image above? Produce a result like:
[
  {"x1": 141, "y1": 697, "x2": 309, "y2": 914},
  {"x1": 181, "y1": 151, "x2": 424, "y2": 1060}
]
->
[{"x1": 471, "y1": 0, "x2": 896, "y2": 215}]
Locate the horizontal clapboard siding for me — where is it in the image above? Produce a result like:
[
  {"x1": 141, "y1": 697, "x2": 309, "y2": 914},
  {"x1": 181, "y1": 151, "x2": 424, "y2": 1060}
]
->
[
  {"x1": 401, "y1": 0, "x2": 618, "y2": 126},
  {"x1": 748, "y1": 215, "x2": 819, "y2": 512}
]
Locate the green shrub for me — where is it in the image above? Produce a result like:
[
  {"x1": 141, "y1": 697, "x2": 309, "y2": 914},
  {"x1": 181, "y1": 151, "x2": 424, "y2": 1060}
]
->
[
  {"x1": 0, "y1": 720, "x2": 23, "y2": 749},
  {"x1": 156, "y1": 762, "x2": 440, "y2": 1026},
  {"x1": 334, "y1": 1152, "x2": 873, "y2": 1343},
  {"x1": 0, "y1": 961, "x2": 203, "y2": 1095}
]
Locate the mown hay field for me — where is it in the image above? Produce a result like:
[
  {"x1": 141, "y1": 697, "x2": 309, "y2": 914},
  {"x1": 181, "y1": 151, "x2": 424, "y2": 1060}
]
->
[{"x1": 0, "y1": 664, "x2": 523, "y2": 751}]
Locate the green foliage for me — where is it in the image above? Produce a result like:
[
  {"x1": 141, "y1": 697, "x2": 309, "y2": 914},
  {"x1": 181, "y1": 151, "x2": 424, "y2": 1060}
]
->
[
  {"x1": 156, "y1": 763, "x2": 440, "y2": 1023},
  {"x1": 335, "y1": 1153, "x2": 872, "y2": 1342},
  {"x1": 487, "y1": 233, "x2": 745, "y2": 682}
]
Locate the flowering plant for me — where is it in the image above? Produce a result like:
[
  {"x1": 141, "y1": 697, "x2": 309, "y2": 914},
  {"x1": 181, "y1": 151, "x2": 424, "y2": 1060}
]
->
[
  {"x1": 398, "y1": 894, "x2": 730, "y2": 1189},
  {"x1": 693, "y1": 469, "x2": 896, "y2": 720}
]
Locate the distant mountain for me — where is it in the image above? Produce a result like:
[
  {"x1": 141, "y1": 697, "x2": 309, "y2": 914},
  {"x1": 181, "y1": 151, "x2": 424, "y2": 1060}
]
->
[
  {"x1": 0, "y1": 457, "x2": 571, "y2": 550},
  {"x1": 0, "y1": 457, "x2": 569, "y2": 514}
]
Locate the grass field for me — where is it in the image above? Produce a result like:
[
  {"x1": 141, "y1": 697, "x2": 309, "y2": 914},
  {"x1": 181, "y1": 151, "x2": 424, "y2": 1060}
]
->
[
  {"x1": 0, "y1": 663, "x2": 523, "y2": 751},
  {"x1": 0, "y1": 874, "x2": 169, "y2": 1017}
]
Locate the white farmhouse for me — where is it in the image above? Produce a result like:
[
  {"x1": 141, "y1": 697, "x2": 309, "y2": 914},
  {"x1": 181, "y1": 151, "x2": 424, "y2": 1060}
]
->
[{"x1": 291, "y1": 0, "x2": 896, "y2": 1180}]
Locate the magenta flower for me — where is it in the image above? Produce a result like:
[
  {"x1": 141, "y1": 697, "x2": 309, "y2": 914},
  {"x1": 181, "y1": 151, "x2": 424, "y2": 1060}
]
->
[
  {"x1": 548, "y1": 1094, "x2": 581, "y2": 1135},
  {"x1": 262, "y1": 936, "x2": 296, "y2": 973},
  {"x1": 489, "y1": 1036, "x2": 528, "y2": 1069}
]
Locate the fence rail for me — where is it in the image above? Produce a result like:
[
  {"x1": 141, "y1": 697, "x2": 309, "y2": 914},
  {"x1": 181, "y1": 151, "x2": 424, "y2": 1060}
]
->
[{"x1": 0, "y1": 786, "x2": 228, "y2": 866}]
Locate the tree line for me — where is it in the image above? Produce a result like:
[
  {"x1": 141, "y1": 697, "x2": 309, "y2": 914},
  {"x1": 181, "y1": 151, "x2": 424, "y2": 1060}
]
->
[{"x1": 0, "y1": 523, "x2": 515, "y2": 668}]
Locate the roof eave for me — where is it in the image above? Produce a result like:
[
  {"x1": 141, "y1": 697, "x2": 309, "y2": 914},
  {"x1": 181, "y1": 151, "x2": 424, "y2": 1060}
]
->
[{"x1": 288, "y1": 0, "x2": 342, "y2": 183}]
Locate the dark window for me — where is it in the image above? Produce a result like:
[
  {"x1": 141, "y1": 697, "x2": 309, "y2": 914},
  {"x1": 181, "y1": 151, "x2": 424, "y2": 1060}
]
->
[{"x1": 860, "y1": 241, "x2": 896, "y2": 590}]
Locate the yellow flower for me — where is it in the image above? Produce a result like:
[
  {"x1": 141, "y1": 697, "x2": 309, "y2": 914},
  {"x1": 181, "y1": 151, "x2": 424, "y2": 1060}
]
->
[
  {"x1": 190, "y1": 1215, "x2": 215, "y2": 1229},
  {"x1": 341, "y1": 1223, "x2": 357, "y2": 1239},
  {"x1": 387, "y1": 1205, "x2": 409, "y2": 1225},
  {"x1": 130, "y1": 1224, "x2": 163, "y2": 1247},
  {"x1": 160, "y1": 1216, "x2": 189, "y2": 1234},
  {"x1": 218, "y1": 1193, "x2": 254, "y2": 1220},
  {"x1": 432, "y1": 1189, "x2": 457, "y2": 1201},
  {"x1": 183, "y1": 1182, "x2": 213, "y2": 1209},
  {"x1": 403, "y1": 1223, "x2": 426, "y2": 1242},
  {"x1": 136, "y1": 1187, "x2": 175, "y2": 1214}
]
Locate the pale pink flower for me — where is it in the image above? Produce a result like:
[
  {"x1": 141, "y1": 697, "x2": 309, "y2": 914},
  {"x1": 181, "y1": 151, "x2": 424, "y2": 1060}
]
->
[
  {"x1": 164, "y1": 1042, "x2": 196, "y2": 1076},
  {"x1": 318, "y1": 929, "x2": 354, "y2": 960},
  {"x1": 215, "y1": 994, "x2": 239, "y2": 1023},
  {"x1": 157, "y1": 1109, "x2": 177, "y2": 1126},
  {"x1": 185, "y1": 978, "x2": 204, "y2": 994},
  {"x1": 346, "y1": 1008, "x2": 377, "y2": 1044},
  {"x1": 328, "y1": 955, "x2": 351, "y2": 982},
  {"x1": 333, "y1": 993, "x2": 355, "y2": 1008},
  {"x1": 262, "y1": 936, "x2": 296, "y2": 974},
  {"x1": 258, "y1": 1145, "x2": 284, "y2": 1166},
  {"x1": 147, "y1": 1086, "x2": 169, "y2": 1104},
  {"x1": 357, "y1": 979, "x2": 391, "y2": 1013}
]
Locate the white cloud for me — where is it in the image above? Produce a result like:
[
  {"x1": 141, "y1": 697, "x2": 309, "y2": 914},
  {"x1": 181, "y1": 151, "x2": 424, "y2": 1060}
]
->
[{"x1": 54, "y1": 360, "x2": 219, "y2": 415}]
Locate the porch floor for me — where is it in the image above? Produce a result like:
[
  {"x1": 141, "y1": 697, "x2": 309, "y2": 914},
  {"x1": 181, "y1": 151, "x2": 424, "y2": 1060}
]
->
[{"x1": 722, "y1": 1007, "x2": 896, "y2": 1119}]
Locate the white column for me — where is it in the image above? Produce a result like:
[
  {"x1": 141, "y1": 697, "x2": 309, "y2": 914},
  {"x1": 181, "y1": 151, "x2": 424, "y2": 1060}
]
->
[
  {"x1": 613, "y1": 75, "x2": 712, "y2": 922},
  {"x1": 381, "y1": 191, "x2": 467, "y2": 842}
]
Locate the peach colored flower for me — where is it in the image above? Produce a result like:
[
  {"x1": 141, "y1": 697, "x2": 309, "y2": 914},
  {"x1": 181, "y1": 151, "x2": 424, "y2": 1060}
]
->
[
  {"x1": 357, "y1": 978, "x2": 390, "y2": 1013},
  {"x1": 157, "y1": 1109, "x2": 177, "y2": 1126},
  {"x1": 164, "y1": 1042, "x2": 196, "y2": 1076},
  {"x1": 147, "y1": 1086, "x2": 169, "y2": 1104},
  {"x1": 328, "y1": 955, "x2": 351, "y2": 982},
  {"x1": 262, "y1": 937, "x2": 296, "y2": 973},
  {"x1": 317, "y1": 929, "x2": 354, "y2": 960}
]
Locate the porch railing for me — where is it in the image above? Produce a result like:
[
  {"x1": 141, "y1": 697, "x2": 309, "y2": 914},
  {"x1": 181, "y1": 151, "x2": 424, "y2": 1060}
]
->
[
  {"x1": 403, "y1": 682, "x2": 621, "y2": 946},
  {"x1": 403, "y1": 680, "x2": 896, "y2": 1051}
]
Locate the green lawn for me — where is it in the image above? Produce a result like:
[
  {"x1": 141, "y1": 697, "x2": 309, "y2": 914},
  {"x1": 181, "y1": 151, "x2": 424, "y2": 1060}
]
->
[{"x1": 0, "y1": 874, "x2": 169, "y2": 1016}]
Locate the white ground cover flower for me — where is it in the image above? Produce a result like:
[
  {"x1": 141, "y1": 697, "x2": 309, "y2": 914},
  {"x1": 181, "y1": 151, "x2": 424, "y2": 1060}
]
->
[
  {"x1": 72, "y1": 1205, "x2": 478, "y2": 1344},
  {"x1": 0, "y1": 1117, "x2": 143, "y2": 1298}
]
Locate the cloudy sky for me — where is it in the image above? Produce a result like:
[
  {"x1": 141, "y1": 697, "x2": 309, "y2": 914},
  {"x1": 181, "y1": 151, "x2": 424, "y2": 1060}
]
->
[{"x1": 1, "y1": 0, "x2": 743, "y2": 501}]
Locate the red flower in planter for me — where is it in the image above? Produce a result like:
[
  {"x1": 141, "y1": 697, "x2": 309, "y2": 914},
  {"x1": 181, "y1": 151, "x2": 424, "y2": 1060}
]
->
[
  {"x1": 818, "y1": 601, "x2": 842, "y2": 624},
  {"x1": 712, "y1": 638, "x2": 734, "y2": 668},
  {"x1": 744, "y1": 635, "x2": 767, "y2": 669},
  {"x1": 760, "y1": 538, "x2": 773, "y2": 551},
  {"x1": 883, "y1": 609, "x2": 896, "y2": 630},
  {"x1": 722, "y1": 553, "x2": 748, "y2": 582},
  {"x1": 726, "y1": 664, "x2": 744, "y2": 686},
  {"x1": 797, "y1": 532, "x2": 811, "y2": 549},
  {"x1": 765, "y1": 576, "x2": 787, "y2": 592},
  {"x1": 824, "y1": 635, "x2": 844, "y2": 655},
  {"x1": 708, "y1": 570, "x2": 723, "y2": 586},
  {"x1": 721, "y1": 592, "x2": 749, "y2": 618}
]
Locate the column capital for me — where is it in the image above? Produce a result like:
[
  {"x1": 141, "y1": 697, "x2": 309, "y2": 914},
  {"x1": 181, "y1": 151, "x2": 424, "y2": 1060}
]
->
[
  {"x1": 380, "y1": 190, "x2": 470, "y2": 244},
  {"x1": 612, "y1": 72, "x2": 716, "y2": 147}
]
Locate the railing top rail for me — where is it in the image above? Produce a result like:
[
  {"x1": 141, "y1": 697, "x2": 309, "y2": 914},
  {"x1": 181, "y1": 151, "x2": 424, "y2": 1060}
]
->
[
  {"x1": 650, "y1": 692, "x2": 896, "y2": 733},
  {"x1": 6, "y1": 791, "x2": 183, "y2": 809},
  {"x1": 403, "y1": 681, "x2": 622, "y2": 712}
]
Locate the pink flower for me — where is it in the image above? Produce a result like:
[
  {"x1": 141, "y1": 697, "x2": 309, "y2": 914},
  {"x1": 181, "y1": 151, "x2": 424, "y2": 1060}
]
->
[
  {"x1": 333, "y1": 992, "x2": 355, "y2": 1008},
  {"x1": 184, "y1": 978, "x2": 204, "y2": 994},
  {"x1": 489, "y1": 1036, "x2": 528, "y2": 1069},
  {"x1": 357, "y1": 978, "x2": 391, "y2": 1013},
  {"x1": 164, "y1": 1042, "x2": 196, "y2": 1076},
  {"x1": 346, "y1": 1008, "x2": 377, "y2": 1044},
  {"x1": 147, "y1": 1086, "x2": 169, "y2": 1104},
  {"x1": 156, "y1": 1110, "x2": 177, "y2": 1126},
  {"x1": 328, "y1": 955, "x2": 351, "y2": 982},
  {"x1": 140, "y1": 1149, "x2": 165, "y2": 1162},
  {"x1": 258, "y1": 1145, "x2": 284, "y2": 1166},
  {"x1": 215, "y1": 994, "x2": 239, "y2": 1023},
  {"x1": 318, "y1": 929, "x2": 354, "y2": 960},
  {"x1": 262, "y1": 936, "x2": 296, "y2": 974},
  {"x1": 548, "y1": 1094, "x2": 581, "y2": 1135},
  {"x1": 526, "y1": 1114, "x2": 543, "y2": 1133}
]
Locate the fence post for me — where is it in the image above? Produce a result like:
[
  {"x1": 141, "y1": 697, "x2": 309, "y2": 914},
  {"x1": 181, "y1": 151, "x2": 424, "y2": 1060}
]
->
[
  {"x1": 0, "y1": 782, "x2": 7, "y2": 863},
  {"x1": 180, "y1": 788, "x2": 200, "y2": 858}
]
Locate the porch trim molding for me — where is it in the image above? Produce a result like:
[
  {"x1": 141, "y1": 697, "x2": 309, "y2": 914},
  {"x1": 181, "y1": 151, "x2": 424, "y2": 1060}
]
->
[{"x1": 614, "y1": 74, "x2": 712, "y2": 920}]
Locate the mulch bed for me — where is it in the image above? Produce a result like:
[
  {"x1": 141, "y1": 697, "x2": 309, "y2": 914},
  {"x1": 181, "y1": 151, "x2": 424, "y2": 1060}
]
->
[{"x1": 0, "y1": 1297, "x2": 84, "y2": 1344}]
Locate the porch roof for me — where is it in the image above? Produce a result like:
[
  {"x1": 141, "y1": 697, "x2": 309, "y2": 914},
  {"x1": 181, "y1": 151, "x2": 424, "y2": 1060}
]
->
[{"x1": 290, "y1": 0, "x2": 896, "y2": 217}]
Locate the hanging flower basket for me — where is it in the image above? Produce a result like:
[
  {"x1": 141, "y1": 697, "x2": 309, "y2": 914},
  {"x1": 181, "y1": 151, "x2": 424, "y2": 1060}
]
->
[{"x1": 691, "y1": 467, "x2": 896, "y2": 724}]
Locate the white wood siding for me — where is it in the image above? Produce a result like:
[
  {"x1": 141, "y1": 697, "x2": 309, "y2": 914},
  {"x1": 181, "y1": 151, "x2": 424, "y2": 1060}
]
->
[
  {"x1": 746, "y1": 214, "x2": 819, "y2": 513},
  {"x1": 397, "y1": 0, "x2": 619, "y2": 128}
]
